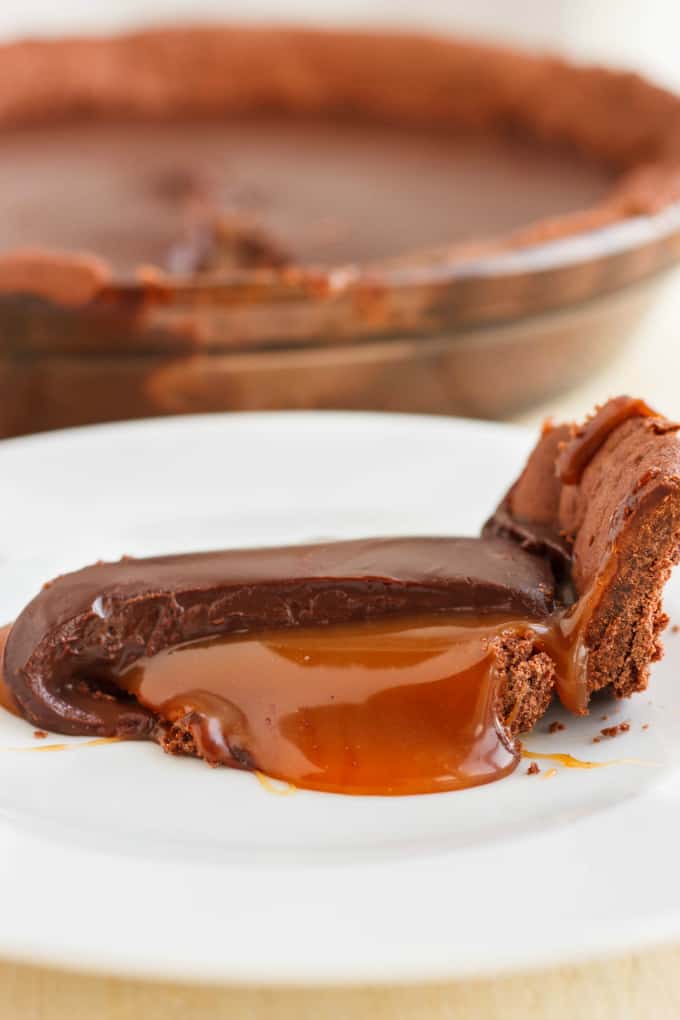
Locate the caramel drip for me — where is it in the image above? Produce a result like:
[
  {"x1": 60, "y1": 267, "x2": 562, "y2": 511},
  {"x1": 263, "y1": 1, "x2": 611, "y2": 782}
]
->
[
  {"x1": 539, "y1": 556, "x2": 617, "y2": 715},
  {"x1": 523, "y1": 750, "x2": 657, "y2": 769},
  {"x1": 523, "y1": 750, "x2": 611, "y2": 770},
  {"x1": 497, "y1": 553, "x2": 617, "y2": 717}
]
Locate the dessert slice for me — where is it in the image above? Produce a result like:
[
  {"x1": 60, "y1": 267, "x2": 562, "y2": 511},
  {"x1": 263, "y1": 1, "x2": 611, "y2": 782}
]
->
[
  {"x1": 2, "y1": 537, "x2": 556, "y2": 795},
  {"x1": 485, "y1": 396, "x2": 680, "y2": 713},
  {"x1": 3, "y1": 396, "x2": 679, "y2": 795}
]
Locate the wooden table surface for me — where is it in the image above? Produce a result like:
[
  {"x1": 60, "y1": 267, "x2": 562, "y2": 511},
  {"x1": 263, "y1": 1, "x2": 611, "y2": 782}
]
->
[
  {"x1": 5, "y1": 947, "x2": 680, "y2": 1020},
  {"x1": 4, "y1": 272, "x2": 680, "y2": 1018}
]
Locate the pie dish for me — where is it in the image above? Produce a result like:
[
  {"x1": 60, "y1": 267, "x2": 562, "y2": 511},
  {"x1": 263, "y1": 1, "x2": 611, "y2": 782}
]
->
[{"x1": 1, "y1": 26, "x2": 680, "y2": 435}]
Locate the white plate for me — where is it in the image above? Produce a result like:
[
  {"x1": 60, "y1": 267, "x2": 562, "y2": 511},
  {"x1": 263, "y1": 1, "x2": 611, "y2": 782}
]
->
[{"x1": 1, "y1": 411, "x2": 679, "y2": 985}]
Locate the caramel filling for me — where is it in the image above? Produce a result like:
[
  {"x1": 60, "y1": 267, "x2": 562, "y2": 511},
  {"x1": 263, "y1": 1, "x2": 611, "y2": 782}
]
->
[
  {"x1": 119, "y1": 614, "x2": 531, "y2": 796},
  {"x1": 115, "y1": 579, "x2": 606, "y2": 794},
  {"x1": 0, "y1": 572, "x2": 607, "y2": 794}
]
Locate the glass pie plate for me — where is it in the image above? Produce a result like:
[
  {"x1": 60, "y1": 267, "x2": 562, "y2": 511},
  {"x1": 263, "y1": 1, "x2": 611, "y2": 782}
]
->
[{"x1": 1, "y1": 24, "x2": 680, "y2": 436}]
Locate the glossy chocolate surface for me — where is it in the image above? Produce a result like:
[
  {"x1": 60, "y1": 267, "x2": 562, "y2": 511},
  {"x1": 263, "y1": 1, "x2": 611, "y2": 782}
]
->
[{"x1": 0, "y1": 119, "x2": 612, "y2": 274}]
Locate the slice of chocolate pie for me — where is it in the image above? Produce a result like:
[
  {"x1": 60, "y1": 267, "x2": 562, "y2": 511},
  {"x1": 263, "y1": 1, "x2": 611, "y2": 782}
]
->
[
  {"x1": 1, "y1": 538, "x2": 557, "y2": 795},
  {"x1": 2, "y1": 396, "x2": 680, "y2": 795}
]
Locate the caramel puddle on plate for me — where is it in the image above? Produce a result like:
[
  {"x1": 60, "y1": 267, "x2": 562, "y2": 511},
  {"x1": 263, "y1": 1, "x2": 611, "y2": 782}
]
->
[
  {"x1": 254, "y1": 771, "x2": 297, "y2": 796},
  {"x1": 522, "y1": 750, "x2": 659, "y2": 769},
  {"x1": 0, "y1": 737, "x2": 122, "y2": 753}
]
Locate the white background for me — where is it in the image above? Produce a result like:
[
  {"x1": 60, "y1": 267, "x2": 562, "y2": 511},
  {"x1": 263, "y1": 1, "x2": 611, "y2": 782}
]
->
[{"x1": 0, "y1": 1, "x2": 678, "y2": 89}]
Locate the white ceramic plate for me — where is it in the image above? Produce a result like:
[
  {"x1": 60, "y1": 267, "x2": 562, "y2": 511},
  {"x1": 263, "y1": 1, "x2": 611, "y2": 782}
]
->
[{"x1": 1, "y1": 411, "x2": 680, "y2": 985}]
